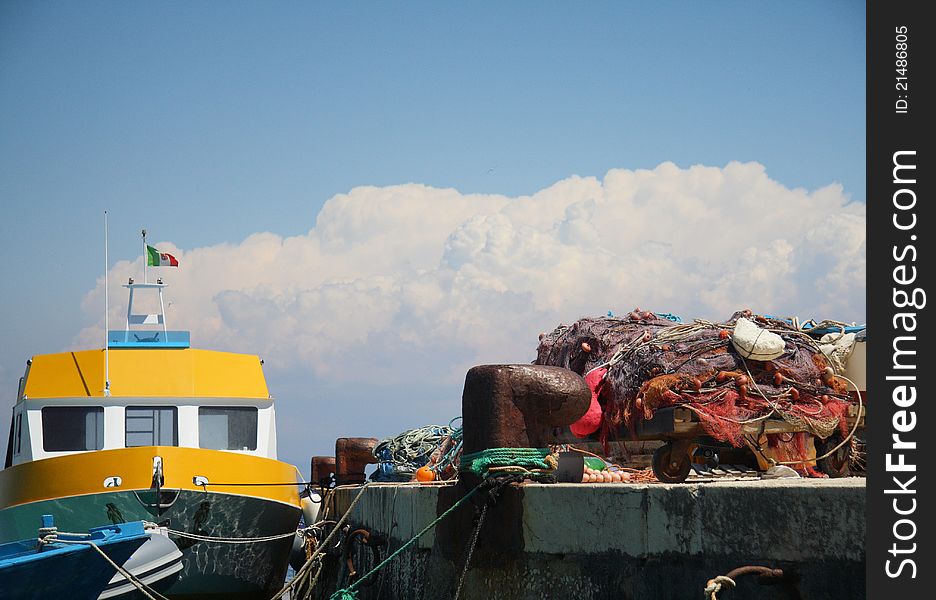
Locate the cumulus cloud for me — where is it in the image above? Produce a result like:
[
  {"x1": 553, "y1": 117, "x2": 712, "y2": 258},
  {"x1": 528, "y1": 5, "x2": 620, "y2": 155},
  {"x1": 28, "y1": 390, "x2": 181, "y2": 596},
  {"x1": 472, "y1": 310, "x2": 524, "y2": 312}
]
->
[{"x1": 77, "y1": 162, "x2": 865, "y2": 385}]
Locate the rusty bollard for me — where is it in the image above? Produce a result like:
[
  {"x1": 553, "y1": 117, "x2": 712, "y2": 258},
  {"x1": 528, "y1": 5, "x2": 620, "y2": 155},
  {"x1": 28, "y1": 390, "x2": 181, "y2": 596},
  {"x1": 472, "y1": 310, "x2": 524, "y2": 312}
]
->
[
  {"x1": 311, "y1": 455, "x2": 336, "y2": 488},
  {"x1": 461, "y1": 364, "x2": 591, "y2": 455},
  {"x1": 335, "y1": 438, "x2": 378, "y2": 485},
  {"x1": 435, "y1": 365, "x2": 592, "y2": 562}
]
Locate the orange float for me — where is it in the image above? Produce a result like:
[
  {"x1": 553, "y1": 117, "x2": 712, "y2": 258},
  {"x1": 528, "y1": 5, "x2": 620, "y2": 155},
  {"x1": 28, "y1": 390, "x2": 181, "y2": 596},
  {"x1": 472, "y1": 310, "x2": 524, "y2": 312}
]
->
[{"x1": 415, "y1": 465, "x2": 436, "y2": 482}]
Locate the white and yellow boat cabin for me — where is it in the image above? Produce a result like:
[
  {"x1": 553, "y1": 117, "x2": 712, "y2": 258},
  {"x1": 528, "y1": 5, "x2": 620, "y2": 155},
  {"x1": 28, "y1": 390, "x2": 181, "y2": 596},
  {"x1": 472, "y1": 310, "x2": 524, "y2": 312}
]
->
[{"x1": 6, "y1": 345, "x2": 279, "y2": 466}]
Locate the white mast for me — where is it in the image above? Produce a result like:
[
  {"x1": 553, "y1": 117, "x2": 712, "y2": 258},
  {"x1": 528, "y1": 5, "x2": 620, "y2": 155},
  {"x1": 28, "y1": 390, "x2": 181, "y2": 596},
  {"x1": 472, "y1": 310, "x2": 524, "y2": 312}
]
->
[
  {"x1": 111, "y1": 228, "x2": 185, "y2": 349},
  {"x1": 104, "y1": 211, "x2": 111, "y2": 396}
]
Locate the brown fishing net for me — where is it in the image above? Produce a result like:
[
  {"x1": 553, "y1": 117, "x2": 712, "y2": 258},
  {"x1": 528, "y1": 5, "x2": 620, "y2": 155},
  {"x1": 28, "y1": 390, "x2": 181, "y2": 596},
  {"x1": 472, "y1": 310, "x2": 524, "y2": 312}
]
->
[{"x1": 534, "y1": 309, "x2": 855, "y2": 468}]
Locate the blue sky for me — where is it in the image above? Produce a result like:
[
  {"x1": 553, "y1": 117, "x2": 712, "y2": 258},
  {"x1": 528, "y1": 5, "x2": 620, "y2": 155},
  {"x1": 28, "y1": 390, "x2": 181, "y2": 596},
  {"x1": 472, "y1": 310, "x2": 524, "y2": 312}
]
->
[{"x1": 0, "y1": 2, "x2": 865, "y2": 469}]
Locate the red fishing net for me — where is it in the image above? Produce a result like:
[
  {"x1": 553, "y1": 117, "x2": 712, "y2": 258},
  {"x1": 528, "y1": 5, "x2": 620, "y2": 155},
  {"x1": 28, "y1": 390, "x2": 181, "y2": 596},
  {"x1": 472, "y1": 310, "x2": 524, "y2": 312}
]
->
[{"x1": 534, "y1": 309, "x2": 856, "y2": 471}]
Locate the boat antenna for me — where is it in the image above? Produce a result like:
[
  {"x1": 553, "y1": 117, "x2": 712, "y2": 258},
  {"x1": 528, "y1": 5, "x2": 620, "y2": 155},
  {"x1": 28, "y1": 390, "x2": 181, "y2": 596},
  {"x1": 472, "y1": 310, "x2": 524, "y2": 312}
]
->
[
  {"x1": 142, "y1": 228, "x2": 147, "y2": 284},
  {"x1": 104, "y1": 211, "x2": 111, "y2": 397}
]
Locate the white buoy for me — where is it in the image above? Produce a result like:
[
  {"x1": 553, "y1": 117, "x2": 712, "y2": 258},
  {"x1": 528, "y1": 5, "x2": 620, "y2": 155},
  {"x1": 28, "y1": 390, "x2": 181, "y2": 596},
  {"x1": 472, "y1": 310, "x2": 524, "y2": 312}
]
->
[{"x1": 731, "y1": 318, "x2": 786, "y2": 361}]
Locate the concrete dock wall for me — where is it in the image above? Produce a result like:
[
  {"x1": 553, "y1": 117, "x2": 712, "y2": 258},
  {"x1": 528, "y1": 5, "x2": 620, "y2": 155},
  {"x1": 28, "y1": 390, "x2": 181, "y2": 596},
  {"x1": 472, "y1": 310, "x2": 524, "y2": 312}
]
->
[{"x1": 321, "y1": 478, "x2": 865, "y2": 599}]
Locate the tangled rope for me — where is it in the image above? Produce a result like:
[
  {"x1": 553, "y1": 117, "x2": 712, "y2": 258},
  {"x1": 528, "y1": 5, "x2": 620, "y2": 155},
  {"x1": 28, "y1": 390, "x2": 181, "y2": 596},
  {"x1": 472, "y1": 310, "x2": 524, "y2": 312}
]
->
[{"x1": 373, "y1": 419, "x2": 463, "y2": 481}]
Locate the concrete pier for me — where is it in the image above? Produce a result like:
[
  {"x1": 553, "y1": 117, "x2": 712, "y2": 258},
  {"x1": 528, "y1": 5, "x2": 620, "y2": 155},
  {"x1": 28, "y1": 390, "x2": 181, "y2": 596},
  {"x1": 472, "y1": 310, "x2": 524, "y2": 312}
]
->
[{"x1": 321, "y1": 477, "x2": 865, "y2": 599}]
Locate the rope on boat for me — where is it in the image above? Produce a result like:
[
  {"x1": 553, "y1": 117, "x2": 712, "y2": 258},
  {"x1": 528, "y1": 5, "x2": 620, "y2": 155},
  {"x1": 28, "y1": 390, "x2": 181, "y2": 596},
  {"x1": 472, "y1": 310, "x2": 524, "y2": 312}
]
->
[
  {"x1": 43, "y1": 535, "x2": 170, "y2": 600},
  {"x1": 165, "y1": 528, "x2": 303, "y2": 544},
  {"x1": 197, "y1": 481, "x2": 314, "y2": 486}
]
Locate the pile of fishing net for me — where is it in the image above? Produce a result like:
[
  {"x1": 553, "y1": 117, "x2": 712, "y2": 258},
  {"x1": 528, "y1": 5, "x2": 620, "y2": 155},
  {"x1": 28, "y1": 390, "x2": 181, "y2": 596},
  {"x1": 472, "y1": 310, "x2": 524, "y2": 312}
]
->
[
  {"x1": 371, "y1": 422, "x2": 463, "y2": 482},
  {"x1": 534, "y1": 309, "x2": 861, "y2": 472}
]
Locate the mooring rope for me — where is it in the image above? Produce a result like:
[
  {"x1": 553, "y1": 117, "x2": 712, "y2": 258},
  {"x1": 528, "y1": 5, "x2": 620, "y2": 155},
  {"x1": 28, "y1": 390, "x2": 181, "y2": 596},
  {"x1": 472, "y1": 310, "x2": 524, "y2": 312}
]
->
[
  {"x1": 270, "y1": 484, "x2": 370, "y2": 600},
  {"x1": 283, "y1": 448, "x2": 558, "y2": 599},
  {"x1": 44, "y1": 536, "x2": 170, "y2": 600},
  {"x1": 166, "y1": 528, "x2": 303, "y2": 544},
  {"x1": 453, "y1": 502, "x2": 488, "y2": 600},
  {"x1": 459, "y1": 447, "x2": 556, "y2": 478},
  {"x1": 326, "y1": 450, "x2": 556, "y2": 599},
  {"x1": 328, "y1": 482, "x2": 485, "y2": 600}
]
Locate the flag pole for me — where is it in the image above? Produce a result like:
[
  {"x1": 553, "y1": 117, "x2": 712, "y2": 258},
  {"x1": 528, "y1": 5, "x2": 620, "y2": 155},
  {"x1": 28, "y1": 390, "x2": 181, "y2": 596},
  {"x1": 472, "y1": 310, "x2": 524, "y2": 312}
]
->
[
  {"x1": 142, "y1": 228, "x2": 147, "y2": 284},
  {"x1": 104, "y1": 211, "x2": 111, "y2": 397}
]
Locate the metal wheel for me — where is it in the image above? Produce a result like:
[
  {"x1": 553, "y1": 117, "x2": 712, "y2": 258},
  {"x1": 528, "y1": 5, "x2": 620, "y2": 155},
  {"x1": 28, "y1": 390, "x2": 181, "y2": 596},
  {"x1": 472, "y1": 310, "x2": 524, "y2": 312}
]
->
[
  {"x1": 816, "y1": 431, "x2": 850, "y2": 478},
  {"x1": 652, "y1": 442, "x2": 692, "y2": 483}
]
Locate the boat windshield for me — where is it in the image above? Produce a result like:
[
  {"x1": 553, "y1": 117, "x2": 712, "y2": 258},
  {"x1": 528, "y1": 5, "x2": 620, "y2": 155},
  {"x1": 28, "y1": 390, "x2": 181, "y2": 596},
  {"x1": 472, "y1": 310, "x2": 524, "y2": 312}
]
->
[
  {"x1": 107, "y1": 330, "x2": 190, "y2": 348},
  {"x1": 198, "y1": 407, "x2": 258, "y2": 451},
  {"x1": 41, "y1": 407, "x2": 104, "y2": 452},
  {"x1": 126, "y1": 406, "x2": 178, "y2": 447}
]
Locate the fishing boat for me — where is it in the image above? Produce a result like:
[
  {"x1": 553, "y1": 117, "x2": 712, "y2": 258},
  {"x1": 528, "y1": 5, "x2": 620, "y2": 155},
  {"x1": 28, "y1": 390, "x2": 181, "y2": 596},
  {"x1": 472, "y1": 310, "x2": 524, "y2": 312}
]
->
[
  {"x1": 0, "y1": 234, "x2": 303, "y2": 599},
  {"x1": 0, "y1": 516, "x2": 181, "y2": 600}
]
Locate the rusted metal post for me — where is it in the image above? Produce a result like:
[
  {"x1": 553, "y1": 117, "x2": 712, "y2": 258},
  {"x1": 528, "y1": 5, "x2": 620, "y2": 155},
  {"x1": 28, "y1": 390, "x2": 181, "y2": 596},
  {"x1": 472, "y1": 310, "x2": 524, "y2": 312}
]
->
[
  {"x1": 335, "y1": 438, "x2": 378, "y2": 485},
  {"x1": 461, "y1": 364, "x2": 591, "y2": 454},
  {"x1": 705, "y1": 566, "x2": 788, "y2": 599},
  {"x1": 435, "y1": 365, "x2": 592, "y2": 565},
  {"x1": 311, "y1": 455, "x2": 336, "y2": 487}
]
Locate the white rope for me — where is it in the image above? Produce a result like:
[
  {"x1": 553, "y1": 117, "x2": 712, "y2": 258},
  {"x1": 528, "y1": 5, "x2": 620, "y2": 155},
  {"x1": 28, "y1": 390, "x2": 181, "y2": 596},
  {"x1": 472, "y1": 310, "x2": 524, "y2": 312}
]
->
[
  {"x1": 164, "y1": 516, "x2": 340, "y2": 545},
  {"x1": 166, "y1": 528, "x2": 302, "y2": 544},
  {"x1": 737, "y1": 363, "x2": 864, "y2": 468},
  {"x1": 774, "y1": 373, "x2": 864, "y2": 466}
]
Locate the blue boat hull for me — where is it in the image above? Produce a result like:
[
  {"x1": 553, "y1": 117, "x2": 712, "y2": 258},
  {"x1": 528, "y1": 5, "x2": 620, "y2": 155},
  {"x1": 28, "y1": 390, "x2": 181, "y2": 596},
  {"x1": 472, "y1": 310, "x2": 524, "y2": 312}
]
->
[
  {"x1": 0, "y1": 524, "x2": 148, "y2": 600},
  {"x1": 0, "y1": 491, "x2": 300, "y2": 599}
]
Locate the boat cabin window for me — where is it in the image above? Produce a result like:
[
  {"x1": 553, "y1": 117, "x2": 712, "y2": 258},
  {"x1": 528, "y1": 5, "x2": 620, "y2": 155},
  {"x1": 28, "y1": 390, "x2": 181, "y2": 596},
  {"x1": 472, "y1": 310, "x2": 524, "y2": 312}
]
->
[
  {"x1": 126, "y1": 406, "x2": 178, "y2": 447},
  {"x1": 14, "y1": 412, "x2": 22, "y2": 455},
  {"x1": 42, "y1": 406, "x2": 104, "y2": 452},
  {"x1": 198, "y1": 407, "x2": 257, "y2": 451},
  {"x1": 4, "y1": 413, "x2": 13, "y2": 468}
]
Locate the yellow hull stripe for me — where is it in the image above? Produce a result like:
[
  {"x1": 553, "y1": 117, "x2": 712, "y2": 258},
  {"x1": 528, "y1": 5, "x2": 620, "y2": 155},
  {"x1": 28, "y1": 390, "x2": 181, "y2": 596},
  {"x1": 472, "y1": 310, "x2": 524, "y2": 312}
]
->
[{"x1": 0, "y1": 446, "x2": 301, "y2": 510}]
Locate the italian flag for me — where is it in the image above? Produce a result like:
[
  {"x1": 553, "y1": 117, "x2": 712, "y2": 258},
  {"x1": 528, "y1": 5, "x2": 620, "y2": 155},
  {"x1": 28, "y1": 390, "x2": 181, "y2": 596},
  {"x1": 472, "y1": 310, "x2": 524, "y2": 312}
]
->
[{"x1": 146, "y1": 245, "x2": 179, "y2": 267}]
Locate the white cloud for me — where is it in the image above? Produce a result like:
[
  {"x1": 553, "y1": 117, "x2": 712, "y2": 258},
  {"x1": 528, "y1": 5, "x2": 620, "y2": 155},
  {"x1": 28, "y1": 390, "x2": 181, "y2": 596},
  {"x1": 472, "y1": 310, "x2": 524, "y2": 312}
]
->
[{"x1": 77, "y1": 162, "x2": 865, "y2": 386}]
